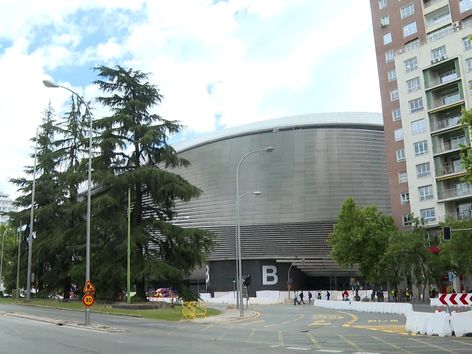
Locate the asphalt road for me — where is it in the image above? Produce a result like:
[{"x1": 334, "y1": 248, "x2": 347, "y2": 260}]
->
[{"x1": 0, "y1": 302, "x2": 471, "y2": 353}]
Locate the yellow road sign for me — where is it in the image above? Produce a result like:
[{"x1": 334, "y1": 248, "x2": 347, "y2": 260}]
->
[
  {"x1": 83, "y1": 280, "x2": 96, "y2": 294},
  {"x1": 82, "y1": 293, "x2": 95, "y2": 307}
]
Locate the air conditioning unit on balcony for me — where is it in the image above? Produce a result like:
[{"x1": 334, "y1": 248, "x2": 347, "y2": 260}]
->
[{"x1": 452, "y1": 21, "x2": 461, "y2": 31}]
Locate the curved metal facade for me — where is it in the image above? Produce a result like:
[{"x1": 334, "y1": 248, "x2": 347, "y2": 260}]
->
[{"x1": 169, "y1": 113, "x2": 390, "y2": 283}]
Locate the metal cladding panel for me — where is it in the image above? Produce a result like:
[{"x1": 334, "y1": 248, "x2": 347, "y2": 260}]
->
[{"x1": 168, "y1": 121, "x2": 390, "y2": 270}]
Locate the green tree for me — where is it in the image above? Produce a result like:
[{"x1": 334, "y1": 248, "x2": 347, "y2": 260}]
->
[
  {"x1": 329, "y1": 198, "x2": 397, "y2": 285},
  {"x1": 91, "y1": 65, "x2": 214, "y2": 300}
]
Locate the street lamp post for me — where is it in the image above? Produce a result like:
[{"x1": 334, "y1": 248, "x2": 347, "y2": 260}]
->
[
  {"x1": 235, "y1": 190, "x2": 261, "y2": 310},
  {"x1": 235, "y1": 146, "x2": 274, "y2": 317},
  {"x1": 26, "y1": 127, "x2": 39, "y2": 300},
  {"x1": 287, "y1": 263, "x2": 294, "y2": 300},
  {"x1": 0, "y1": 229, "x2": 8, "y2": 289},
  {"x1": 43, "y1": 79, "x2": 93, "y2": 326}
]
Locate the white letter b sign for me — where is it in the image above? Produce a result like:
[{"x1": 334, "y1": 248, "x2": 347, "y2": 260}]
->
[{"x1": 262, "y1": 265, "x2": 278, "y2": 285}]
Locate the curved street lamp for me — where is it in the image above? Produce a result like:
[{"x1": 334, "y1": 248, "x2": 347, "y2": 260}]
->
[
  {"x1": 26, "y1": 127, "x2": 39, "y2": 300},
  {"x1": 235, "y1": 190, "x2": 261, "y2": 310},
  {"x1": 43, "y1": 79, "x2": 93, "y2": 326},
  {"x1": 235, "y1": 146, "x2": 274, "y2": 317}
]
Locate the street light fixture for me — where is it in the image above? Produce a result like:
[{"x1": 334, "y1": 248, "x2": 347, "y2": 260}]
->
[
  {"x1": 43, "y1": 79, "x2": 93, "y2": 326},
  {"x1": 235, "y1": 190, "x2": 261, "y2": 310},
  {"x1": 0, "y1": 229, "x2": 9, "y2": 290},
  {"x1": 26, "y1": 127, "x2": 39, "y2": 300},
  {"x1": 235, "y1": 146, "x2": 274, "y2": 317}
]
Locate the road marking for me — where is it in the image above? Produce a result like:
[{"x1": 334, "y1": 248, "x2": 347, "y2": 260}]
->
[
  {"x1": 239, "y1": 319, "x2": 265, "y2": 326},
  {"x1": 371, "y1": 335, "x2": 412, "y2": 353},
  {"x1": 282, "y1": 312, "x2": 304, "y2": 325},
  {"x1": 264, "y1": 323, "x2": 277, "y2": 328},
  {"x1": 316, "y1": 350, "x2": 342, "y2": 353},
  {"x1": 409, "y1": 337, "x2": 459, "y2": 354},
  {"x1": 309, "y1": 320, "x2": 331, "y2": 326},
  {"x1": 278, "y1": 330, "x2": 284, "y2": 346},
  {"x1": 287, "y1": 347, "x2": 309, "y2": 351},
  {"x1": 349, "y1": 324, "x2": 408, "y2": 335},
  {"x1": 246, "y1": 328, "x2": 256, "y2": 342},
  {"x1": 452, "y1": 339, "x2": 472, "y2": 347},
  {"x1": 200, "y1": 324, "x2": 213, "y2": 332},
  {"x1": 336, "y1": 334, "x2": 362, "y2": 351},
  {"x1": 216, "y1": 327, "x2": 231, "y2": 341},
  {"x1": 337, "y1": 311, "x2": 358, "y2": 326},
  {"x1": 306, "y1": 332, "x2": 321, "y2": 349}
]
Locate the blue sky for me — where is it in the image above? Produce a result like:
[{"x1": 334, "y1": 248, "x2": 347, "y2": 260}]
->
[{"x1": 0, "y1": 0, "x2": 381, "y2": 197}]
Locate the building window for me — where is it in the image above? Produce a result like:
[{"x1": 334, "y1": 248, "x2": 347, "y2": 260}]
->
[
  {"x1": 414, "y1": 140, "x2": 428, "y2": 156},
  {"x1": 401, "y1": 192, "x2": 410, "y2": 204},
  {"x1": 403, "y1": 22, "x2": 417, "y2": 37},
  {"x1": 460, "y1": 0, "x2": 472, "y2": 13},
  {"x1": 411, "y1": 118, "x2": 426, "y2": 135},
  {"x1": 409, "y1": 97, "x2": 423, "y2": 113},
  {"x1": 399, "y1": 171, "x2": 408, "y2": 183},
  {"x1": 384, "y1": 32, "x2": 392, "y2": 45},
  {"x1": 466, "y1": 58, "x2": 472, "y2": 72},
  {"x1": 396, "y1": 148, "x2": 406, "y2": 162},
  {"x1": 390, "y1": 89, "x2": 399, "y2": 101},
  {"x1": 463, "y1": 36, "x2": 472, "y2": 51},
  {"x1": 407, "y1": 77, "x2": 421, "y2": 93},
  {"x1": 432, "y1": 46, "x2": 447, "y2": 61},
  {"x1": 418, "y1": 185, "x2": 434, "y2": 201},
  {"x1": 394, "y1": 128, "x2": 404, "y2": 141},
  {"x1": 401, "y1": 3, "x2": 414, "y2": 19},
  {"x1": 381, "y1": 15, "x2": 390, "y2": 27},
  {"x1": 385, "y1": 50, "x2": 395, "y2": 63},
  {"x1": 402, "y1": 213, "x2": 412, "y2": 226},
  {"x1": 387, "y1": 69, "x2": 397, "y2": 82},
  {"x1": 420, "y1": 208, "x2": 436, "y2": 223},
  {"x1": 416, "y1": 162, "x2": 431, "y2": 177},
  {"x1": 405, "y1": 57, "x2": 418, "y2": 72},
  {"x1": 392, "y1": 108, "x2": 401, "y2": 121}
]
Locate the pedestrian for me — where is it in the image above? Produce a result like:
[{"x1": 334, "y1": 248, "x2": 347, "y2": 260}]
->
[
  {"x1": 326, "y1": 290, "x2": 330, "y2": 300},
  {"x1": 317, "y1": 291, "x2": 322, "y2": 300},
  {"x1": 342, "y1": 289, "x2": 349, "y2": 301},
  {"x1": 299, "y1": 291, "x2": 305, "y2": 304},
  {"x1": 308, "y1": 291, "x2": 313, "y2": 303},
  {"x1": 294, "y1": 291, "x2": 298, "y2": 305}
]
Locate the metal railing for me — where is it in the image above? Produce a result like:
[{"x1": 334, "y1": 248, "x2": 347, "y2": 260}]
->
[
  {"x1": 431, "y1": 116, "x2": 461, "y2": 132},
  {"x1": 434, "y1": 137, "x2": 467, "y2": 154},
  {"x1": 438, "y1": 184, "x2": 472, "y2": 200}
]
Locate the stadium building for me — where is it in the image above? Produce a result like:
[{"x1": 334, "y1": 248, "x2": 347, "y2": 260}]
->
[{"x1": 169, "y1": 113, "x2": 391, "y2": 295}]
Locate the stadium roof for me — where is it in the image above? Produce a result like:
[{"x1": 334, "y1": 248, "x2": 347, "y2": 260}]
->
[{"x1": 173, "y1": 112, "x2": 383, "y2": 152}]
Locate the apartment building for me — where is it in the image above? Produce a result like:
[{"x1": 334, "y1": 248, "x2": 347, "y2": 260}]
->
[
  {"x1": 0, "y1": 192, "x2": 16, "y2": 225},
  {"x1": 370, "y1": 0, "x2": 472, "y2": 229}
]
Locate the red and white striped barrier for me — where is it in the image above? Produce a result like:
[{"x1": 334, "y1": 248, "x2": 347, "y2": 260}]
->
[{"x1": 438, "y1": 293, "x2": 472, "y2": 307}]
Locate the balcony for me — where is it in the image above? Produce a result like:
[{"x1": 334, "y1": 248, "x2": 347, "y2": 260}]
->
[
  {"x1": 430, "y1": 115, "x2": 462, "y2": 132},
  {"x1": 436, "y1": 161, "x2": 465, "y2": 179},
  {"x1": 438, "y1": 184, "x2": 472, "y2": 200},
  {"x1": 428, "y1": 90, "x2": 464, "y2": 112},
  {"x1": 451, "y1": 210, "x2": 472, "y2": 220},
  {"x1": 433, "y1": 136, "x2": 467, "y2": 154}
]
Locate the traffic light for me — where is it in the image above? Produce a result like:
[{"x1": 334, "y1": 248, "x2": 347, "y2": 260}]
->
[
  {"x1": 443, "y1": 226, "x2": 451, "y2": 241},
  {"x1": 243, "y1": 275, "x2": 252, "y2": 287}
]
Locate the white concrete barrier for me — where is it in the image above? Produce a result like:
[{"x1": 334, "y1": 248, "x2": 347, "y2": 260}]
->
[
  {"x1": 451, "y1": 310, "x2": 472, "y2": 337},
  {"x1": 314, "y1": 299, "x2": 412, "y2": 315}
]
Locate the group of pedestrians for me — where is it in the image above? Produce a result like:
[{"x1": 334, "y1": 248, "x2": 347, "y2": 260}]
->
[
  {"x1": 294, "y1": 290, "x2": 332, "y2": 305},
  {"x1": 293, "y1": 290, "x2": 313, "y2": 305}
]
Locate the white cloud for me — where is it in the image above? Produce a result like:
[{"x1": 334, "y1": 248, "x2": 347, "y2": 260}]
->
[{"x1": 0, "y1": 0, "x2": 382, "y2": 198}]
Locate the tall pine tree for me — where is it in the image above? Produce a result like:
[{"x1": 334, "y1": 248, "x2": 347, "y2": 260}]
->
[{"x1": 91, "y1": 65, "x2": 214, "y2": 300}]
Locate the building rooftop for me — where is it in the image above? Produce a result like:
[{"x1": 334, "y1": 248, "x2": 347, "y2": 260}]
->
[{"x1": 173, "y1": 112, "x2": 383, "y2": 152}]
